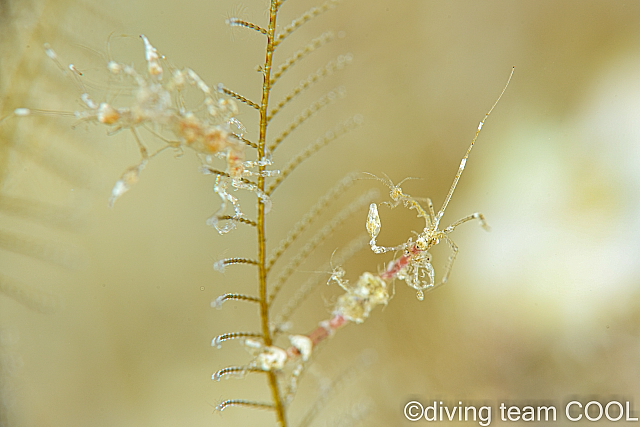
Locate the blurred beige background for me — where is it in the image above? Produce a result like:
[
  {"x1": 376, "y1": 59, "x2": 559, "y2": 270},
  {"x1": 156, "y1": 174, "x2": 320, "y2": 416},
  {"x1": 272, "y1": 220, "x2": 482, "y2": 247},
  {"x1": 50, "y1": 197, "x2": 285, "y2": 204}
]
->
[{"x1": 2, "y1": 0, "x2": 640, "y2": 426}]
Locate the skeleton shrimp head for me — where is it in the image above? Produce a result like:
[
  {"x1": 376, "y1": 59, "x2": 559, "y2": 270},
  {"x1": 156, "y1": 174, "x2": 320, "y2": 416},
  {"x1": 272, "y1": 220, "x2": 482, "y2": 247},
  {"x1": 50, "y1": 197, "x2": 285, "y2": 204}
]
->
[
  {"x1": 363, "y1": 173, "x2": 418, "y2": 209},
  {"x1": 414, "y1": 231, "x2": 439, "y2": 252}
]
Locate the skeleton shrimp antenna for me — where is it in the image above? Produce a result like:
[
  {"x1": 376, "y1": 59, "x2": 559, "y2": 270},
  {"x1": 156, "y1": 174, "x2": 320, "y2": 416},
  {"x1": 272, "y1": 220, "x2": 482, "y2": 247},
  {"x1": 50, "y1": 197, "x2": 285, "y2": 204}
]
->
[{"x1": 435, "y1": 66, "x2": 514, "y2": 226}]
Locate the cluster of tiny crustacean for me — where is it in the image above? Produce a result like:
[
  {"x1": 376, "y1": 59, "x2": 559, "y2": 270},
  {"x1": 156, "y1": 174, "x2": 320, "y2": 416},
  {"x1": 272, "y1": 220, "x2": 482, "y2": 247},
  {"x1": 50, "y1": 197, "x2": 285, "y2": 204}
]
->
[
  {"x1": 4, "y1": 14, "x2": 511, "y2": 421},
  {"x1": 11, "y1": 35, "x2": 276, "y2": 233}
]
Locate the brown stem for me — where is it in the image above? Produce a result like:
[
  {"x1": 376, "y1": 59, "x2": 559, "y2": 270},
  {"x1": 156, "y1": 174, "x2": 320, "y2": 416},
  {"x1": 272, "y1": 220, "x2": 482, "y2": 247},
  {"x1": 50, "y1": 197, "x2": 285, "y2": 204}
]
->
[{"x1": 258, "y1": 1, "x2": 286, "y2": 426}]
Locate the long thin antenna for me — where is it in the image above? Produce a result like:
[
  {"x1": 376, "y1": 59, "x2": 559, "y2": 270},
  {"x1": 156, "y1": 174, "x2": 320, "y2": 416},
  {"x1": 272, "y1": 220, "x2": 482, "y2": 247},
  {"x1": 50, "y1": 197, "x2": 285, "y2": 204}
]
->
[{"x1": 435, "y1": 66, "x2": 514, "y2": 226}]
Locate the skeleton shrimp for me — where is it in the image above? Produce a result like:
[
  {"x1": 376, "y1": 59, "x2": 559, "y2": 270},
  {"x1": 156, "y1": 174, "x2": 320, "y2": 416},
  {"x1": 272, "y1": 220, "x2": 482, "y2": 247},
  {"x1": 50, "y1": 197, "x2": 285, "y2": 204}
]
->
[
  {"x1": 366, "y1": 67, "x2": 514, "y2": 300},
  {"x1": 3, "y1": 35, "x2": 277, "y2": 233},
  {"x1": 219, "y1": 68, "x2": 515, "y2": 380}
]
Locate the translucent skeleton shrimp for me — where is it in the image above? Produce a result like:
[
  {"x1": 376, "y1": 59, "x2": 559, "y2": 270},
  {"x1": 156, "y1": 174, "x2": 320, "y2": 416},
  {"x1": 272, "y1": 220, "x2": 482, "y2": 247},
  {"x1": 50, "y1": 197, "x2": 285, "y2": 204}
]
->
[
  {"x1": 5, "y1": 35, "x2": 277, "y2": 233},
  {"x1": 224, "y1": 67, "x2": 514, "y2": 375},
  {"x1": 365, "y1": 67, "x2": 514, "y2": 300}
]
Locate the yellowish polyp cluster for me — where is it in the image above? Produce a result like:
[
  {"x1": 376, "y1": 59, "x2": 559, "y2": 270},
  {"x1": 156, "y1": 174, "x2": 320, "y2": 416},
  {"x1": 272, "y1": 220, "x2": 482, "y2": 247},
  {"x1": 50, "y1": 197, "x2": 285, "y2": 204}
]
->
[{"x1": 329, "y1": 269, "x2": 390, "y2": 323}]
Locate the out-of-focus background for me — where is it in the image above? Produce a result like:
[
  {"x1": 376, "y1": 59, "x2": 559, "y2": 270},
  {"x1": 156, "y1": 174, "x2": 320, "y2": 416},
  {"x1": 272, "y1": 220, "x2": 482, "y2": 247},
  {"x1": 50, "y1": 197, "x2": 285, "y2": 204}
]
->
[{"x1": 1, "y1": 0, "x2": 640, "y2": 426}]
